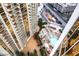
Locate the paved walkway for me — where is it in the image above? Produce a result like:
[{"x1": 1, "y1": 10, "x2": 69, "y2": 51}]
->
[{"x1": 22, "y1": 36, "x2": 41, "y2": 55}]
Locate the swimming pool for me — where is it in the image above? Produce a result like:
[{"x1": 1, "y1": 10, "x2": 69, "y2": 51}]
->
[{"x1": 49, "y1": 34, "x2": 58, "y2": 47}]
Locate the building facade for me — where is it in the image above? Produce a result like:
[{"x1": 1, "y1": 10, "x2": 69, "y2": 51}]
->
[
  {"x1": 27, "y1": 3, "x2": 38, "y2": 36},
  {"x1": 59, "y1": 18, "x2": 79, "y2": 56},
  {"x1": 38, "y1": 3, "x2": 79, "y2": 56},
  {"x1": 0, "y1": 3, "x2": 39, "y2": 55},
  {"x1": 0, "y1": 34, "x2": 14, "y2": 56}
]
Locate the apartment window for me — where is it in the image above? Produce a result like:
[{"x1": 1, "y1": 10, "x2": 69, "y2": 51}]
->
[
  {"x1": 8, "y1": 10, "x2": 12, "y2": 14},
  {"x1": 29, "y1": 11, "x2": 31, "y2": 13},
  {"x1": 23, "y1": 13, "x2": 27, "y2": 16},
  {"x1": 15, "y1": 8, "x2": 19, "y2": 11},
  {"x1": 13, "y1": 22, "x2": 17, "y2": 25},
  {"x1": 15, "y1": 12, "x2": 20, "y2": 15},
  {"x1": 20, "y1": 4, "x2": 24, "y2": 7},
  {"x1": 1, "y1": 14, "x2": 7, "y2": 20},
  {"x1": 29, "y1": 14, "x2": 31, "y2": 16},
  {"x1": 13, "y1": 3, "x2": 18, "y2": 6},
  {"x1": 6, "y1": 5, "x2": 11, "y2": 9},
  {"x1": 10, "y1": 15, "x2": 14, "y2": 18},
  {"x1": 28, "y1": 5, "x2": 30, "y2": 7},
  {"x1": 17, "y1": 15, "x2": 21, "y2": 18},
  {"x1": 1, "y1": 12, "x2": 5, "y2": 16},
  {"x1": 28, "y1": 8, "x2": 30, "y2": 10},
  {"x1": 23, "y1": 17, "x2": 26, "y2": 20}
]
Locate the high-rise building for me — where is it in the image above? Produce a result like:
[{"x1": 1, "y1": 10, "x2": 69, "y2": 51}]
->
[
  {"x1": 50, "y1": 3, "x2": 79, "y2": 56},
  {"x1": 1, "y1": 3, "x2": 28, "y2": 49},
  {"x1": 58, "y1": 18, "x2": 79, "y2": 56},
  {"x1": 20, "y1": 3, "x2": 30, "y2": 38},
  {"x1": 52, "y1": 3, "x2": 77, "y2": 22},
  {"x1": 0, "y1": 45, "x2": 10, "y2": 56},
  {"x1": 0, "y1": 34, "x2": 14, "y2": 56},
  {"x1": 0, "y1": 17, "x2": 17, "y2": 55},
  {"x1": 0, "y1": 3, "x2": 39, "y2": 56},
  {"x1": 27, "y1": 3, "x2": 38, "y2": 36},
  {"x1": 38, "y1": 3, "x2": 79, "y2": 56},
  {"x1": 0, "y1": 3, "x2": 79, "y2": 56},
  {"x1": 52, "y1": 3, "x2": 77, "y2": 13}
]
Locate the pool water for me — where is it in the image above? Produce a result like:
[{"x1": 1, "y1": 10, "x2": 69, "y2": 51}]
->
[{"x1": 49, "y1": 34, "x2": 58, "y2": 47}]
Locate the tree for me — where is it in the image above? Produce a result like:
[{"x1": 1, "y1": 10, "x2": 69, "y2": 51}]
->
[
  {"x1": 15, "y1": 50, "x2": 25, "y2": 56},
  {"x1": 27, "y1": 50, "x2": 38, "y2": 56},
  {"x1": 33, "y1": 49, "x2": 38, "y2": 56},
  {"x1": 27, "y1": 52, "x2": 30, "y2": 56},
  {"x1": 34, "y1": 18, "x2": 47, "y2": 46},
  {"x1": 40, "y1": 47, "x2": 47, "y2": 56},
  {"x1": 38, "y1": 18, "x2": 47, "y2": 32},
  {"x1": 34, "y1": 32, "x2": 42, "y2": 46}
]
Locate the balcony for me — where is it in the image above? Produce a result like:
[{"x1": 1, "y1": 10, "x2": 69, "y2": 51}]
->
[
  {"x1": 15, "y1": 8, "x2": 20, "y2": 11},
  {"x1": 0, "y1": 8, "x2": 4, "y2": 13},
  {"x1": 8, "y1": 10, "x2": 12, "y2": 14}
]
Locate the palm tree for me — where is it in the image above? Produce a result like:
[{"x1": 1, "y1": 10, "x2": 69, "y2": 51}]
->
[
  {"x1": 34, "y1": 32, "x2": 42, "y2": 46},
  {"x1": 34, "y1": 18, "x2": 47, "y2": 46},
  {"x1": 38, "y1": 18, "x2": 47, "y2": 32}
]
